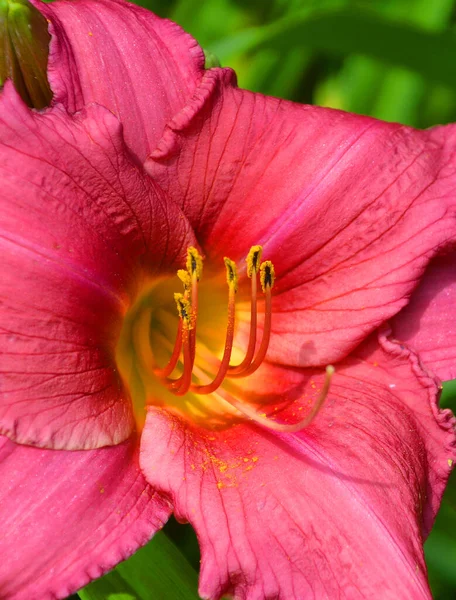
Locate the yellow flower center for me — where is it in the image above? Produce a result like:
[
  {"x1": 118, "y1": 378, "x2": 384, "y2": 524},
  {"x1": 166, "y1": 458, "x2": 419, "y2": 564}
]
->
[{"x1": 116, "y1": 246, "x2": 333, "y2": 432}]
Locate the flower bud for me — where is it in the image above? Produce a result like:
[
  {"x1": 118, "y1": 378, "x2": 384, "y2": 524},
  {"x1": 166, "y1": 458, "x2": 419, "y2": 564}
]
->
[{"x1": 0, "y1": 0, "x2": 52, "y2": 108}]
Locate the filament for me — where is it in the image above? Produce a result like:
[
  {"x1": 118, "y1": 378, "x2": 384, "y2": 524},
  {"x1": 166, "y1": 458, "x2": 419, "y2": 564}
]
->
[
  {"x1": 190, "y1": 259, "x2": 237, "y2": 395},
  {"x1": 154, "y1": 318, "x2": 183, "y2": 378},
  {"x1": 228, "y1": 283, "x2": 271, "y2": 378},
  {"x1": 229, "y1": 245, "x2": 262, "y2": 374},
  {"x1": 228, "y1": 260, "x2": 274, "y2": 378}
]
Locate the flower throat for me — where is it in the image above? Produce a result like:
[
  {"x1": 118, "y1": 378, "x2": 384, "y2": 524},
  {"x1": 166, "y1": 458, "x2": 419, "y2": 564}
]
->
[
  {"x1": 117, "y1": 245, "x2": 333, "y2": 432},
  {"x1": 148, "y1": 246, "x2": 334, "y2": 432}
]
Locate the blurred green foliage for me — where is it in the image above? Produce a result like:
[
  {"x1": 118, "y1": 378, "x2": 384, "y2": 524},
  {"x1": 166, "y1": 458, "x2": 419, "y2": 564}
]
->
[
  {"x1": 139, "y1": 0, "x2": 456, "y2": 128},
  {"x1": 78, "y1": 530, "x2": 199, "y2": 600},
  {"x1": 75, "y1": 0, "x2": 456, "y2": 598}
]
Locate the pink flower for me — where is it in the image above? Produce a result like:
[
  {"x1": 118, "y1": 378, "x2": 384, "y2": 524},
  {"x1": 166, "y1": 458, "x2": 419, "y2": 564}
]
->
[{"x1": 0, "y1": 1, "x2": 455, "y2": 599}]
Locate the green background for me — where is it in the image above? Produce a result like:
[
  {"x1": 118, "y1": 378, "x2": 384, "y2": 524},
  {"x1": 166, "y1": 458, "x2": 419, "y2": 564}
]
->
[{"x1": 62, "y1": 0, "x2": 455, "y2": 597}]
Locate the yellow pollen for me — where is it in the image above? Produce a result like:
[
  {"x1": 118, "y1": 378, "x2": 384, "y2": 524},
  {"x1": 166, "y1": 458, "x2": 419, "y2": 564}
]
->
[
  {"x1": 246, "y1": 245, "x2": 263, "y2": 277},
  {"x1": 260, "y1": 260, "x2": 275, "y2": 292},
  {"x1": 177, "y1": 269, "x2": 192, "y2": 292},
  {"x1": 186, "y1": 246, "x2": 203, "y2": 280},
  {"x1": 174, "y1": 293, "x2": 192, "y2": 329}
]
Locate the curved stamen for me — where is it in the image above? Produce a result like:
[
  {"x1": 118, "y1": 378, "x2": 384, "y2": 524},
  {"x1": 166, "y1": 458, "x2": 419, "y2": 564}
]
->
[
  {"x1": 153, "y1": 318, "x2": 183, "y2": 378},
  {"x1": 229, "y1": 245, "x2": 262, "y2": 374},
  {"x1": 189, "y1": 271, "x2": 199, "y2": 368},
  {"x1": 222, "y1": 366, "x2": 335, "y2": 432},
  {"x1": 228, "y1": 260, "x2": 274, "y2": 378},
  {"x1": 154, "y1": 270, "x2": 190, "y2": 379},
  {"x1": 173, "y1": 327, "x2": 193, "y2": 396},
  {"x1": 162, "y1": 294, "x2": 193, "y2": 393},
  {"x1": 190, "y1": 258, "x2": 237, "y2": 395},
  {"x1": 186, "y1": 247, "x2": 203, "y2": 370}
]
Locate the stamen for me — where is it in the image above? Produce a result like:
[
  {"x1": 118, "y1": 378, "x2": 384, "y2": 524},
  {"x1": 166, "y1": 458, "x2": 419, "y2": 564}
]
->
[
  {"x1": 228, "y1": 260, "x2": 275, "y2": 378},
  {"x1": 162, "y1": 294, "x2": 194, "y2": 394},
  {"x1": 173, "y1": 326, "x2": 193, "y2": 396},
  {"x1": 153, "y1": 292, "x2": 188, "y2": 378},
  {"x1": 190, "y1": 258, "x2": 237, "y2": 394},
  {"x1": 222, "y1": 366, "x2": 335, "y2": 432},
  {"x1": 157, "y1": 249, "x2": 278, "y2": 401},
  {"x1": 147, "y1": 246, "x2": 336, "y2": 434},
  {"x1": 186, "y1": 247, "x2": 203, "y2": 370},
  {"x1": 229, "y1": 246, "x2": 262, "y2": 374}
]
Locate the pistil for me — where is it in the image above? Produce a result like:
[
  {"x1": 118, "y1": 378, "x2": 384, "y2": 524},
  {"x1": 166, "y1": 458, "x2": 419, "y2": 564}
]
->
[{"x1": 217, "y1": 365, "x2": 334, "y2": 432}]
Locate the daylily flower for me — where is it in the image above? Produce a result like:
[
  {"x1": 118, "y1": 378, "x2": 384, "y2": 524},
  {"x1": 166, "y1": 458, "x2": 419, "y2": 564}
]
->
[{"x1": 0, "y1": 1, "x2": 455, "y2": 599}]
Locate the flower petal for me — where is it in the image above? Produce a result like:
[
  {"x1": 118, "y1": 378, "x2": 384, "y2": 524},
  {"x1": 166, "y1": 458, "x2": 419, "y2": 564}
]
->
[
  {"x1": 0, "y1": 84, "x2": 195, "y2": 449},
  {"x1": 34, "y1": 0, "x2": 205, "y2": 161},
  {"x1": 146, "y1": 69, "x2": 456, "y2": 368},
  {"x1": 140, "y1": 330, "x2": 455, "y2": 600},
  {"x1": 0, "y1": 434, "x2": 171, "y2": 600},
  {"x1": 391, "y1": 251, "x2": 456, "y2": 381}
]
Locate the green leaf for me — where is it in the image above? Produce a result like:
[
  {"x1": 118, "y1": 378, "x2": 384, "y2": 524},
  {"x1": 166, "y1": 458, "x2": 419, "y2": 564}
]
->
[
  {"x1": 78, "y1": 531, "x2": 199, "y2": 600},
  {"x1": 441, "y1": 379, "x2": 456, "y2": 411},
  {"x1": 425, "y1": 470, "x2": 456, "y2": 598}
]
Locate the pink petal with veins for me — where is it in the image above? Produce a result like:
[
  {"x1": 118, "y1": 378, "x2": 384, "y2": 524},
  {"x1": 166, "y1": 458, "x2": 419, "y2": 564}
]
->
[
  {"x1": 0, "y1": 84, "x2": 195, "y2": 449},
  {"x1": 32, "y1": 0, "x2": 205, "y2": 162},
  {"x1": 392, "y1": 250, "x2": 456, "y2": 381},
  {"x1": 140, "y1": 330, "x2": 455, "y2": 600},
  {"x1": 146, "y1": 68, "x2": 456, "y2": 369},
  {"x1": 0, "y1": 434, "x2": 171, "y2": 600}
]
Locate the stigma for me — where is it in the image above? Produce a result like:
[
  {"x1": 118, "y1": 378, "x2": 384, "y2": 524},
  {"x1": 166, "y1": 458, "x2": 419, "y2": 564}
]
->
[{"x1": 154, "y1": 246, "x2": 334, "y2": 432}]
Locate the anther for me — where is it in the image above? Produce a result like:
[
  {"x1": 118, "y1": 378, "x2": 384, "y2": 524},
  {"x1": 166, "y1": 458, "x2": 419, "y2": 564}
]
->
[
  {"x1": 174, "y1": 293, "x2": 192, "y2": 326},
  {"x1": 224, "y1": 257, "x2": 238, "y2": 292},
  {"x1": 246, "y1": 245, "x2": 263, "y2": 278},
  {"x1": 260, "y1": 260, "x2": 275, "y2": 291},
  {"x1": 186, "y1": 246, "x2": 203, "y2": 281}
]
